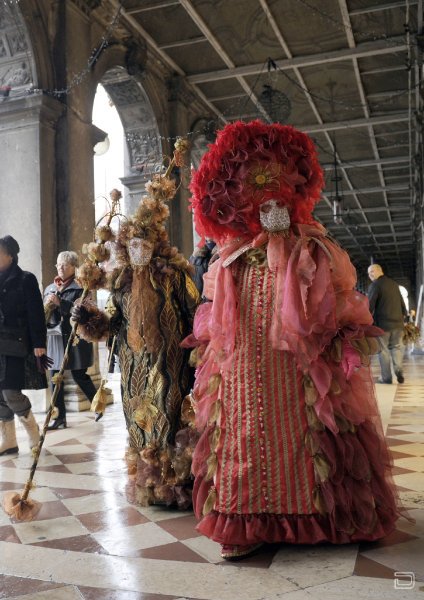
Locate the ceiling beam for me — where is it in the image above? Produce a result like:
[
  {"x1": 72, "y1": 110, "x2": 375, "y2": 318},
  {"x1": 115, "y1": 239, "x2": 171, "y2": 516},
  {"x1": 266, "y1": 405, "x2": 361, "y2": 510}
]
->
[
  {"x1": 299, "y1": 112, "x2": 408, "y2": 133},
  {"x1": 349, "y1": 1, "x2": 418, "y2": 16},
  {"x1": 187, "y1": 36, "x2": 408, "y2": 83},
  {"x1": 361, "y1": 64, "x2": 406, "y2": 76},
  {"x1": 315, "y1": 205, "x2": 407, "y2": 214},
  {"x1": 326, "y1": 183, "x2": 409, "y2": 196},
  {"x1": 108, "y1": 0, "x2": 227, "y2": 123},
  {"x1": 321, "y1": 156, "x2": 409, "y2": 169},
  {"x1": 159, "y1": 36, "x2": 207, "y2": 49},
  {"x1": 178, "y1": 0, "x2": 272, "y2": 122},
  {"x1": 327, "y1": 219, "x2": 411, "y2": 228},
  {"x1": 127, "y1": 1, "x2": 179, "y2": 13}
]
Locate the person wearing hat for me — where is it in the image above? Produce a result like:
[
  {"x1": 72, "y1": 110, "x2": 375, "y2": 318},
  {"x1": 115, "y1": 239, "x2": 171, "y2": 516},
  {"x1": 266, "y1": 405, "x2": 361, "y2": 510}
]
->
[{"x1": 0, "y1": 235, "x2": 50, "y2": 456}]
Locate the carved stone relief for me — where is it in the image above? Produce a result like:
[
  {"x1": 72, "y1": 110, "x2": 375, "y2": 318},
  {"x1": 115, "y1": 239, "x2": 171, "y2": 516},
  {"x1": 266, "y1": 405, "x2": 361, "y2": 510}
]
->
[
  {"x1": 0, "y1": 3, "x2": 34, "y2": 93},
  {"x1": 101, "y1": 68, "x2": 162, "y2": 173}
]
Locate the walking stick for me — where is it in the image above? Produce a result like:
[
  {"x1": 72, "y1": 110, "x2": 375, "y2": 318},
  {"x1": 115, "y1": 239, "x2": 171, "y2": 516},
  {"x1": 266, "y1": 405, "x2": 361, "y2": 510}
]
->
[
  {"x1": 2, "y1": 190, "x2": 124, "y2": 522},
  {"x1": 2, "y1": 288, "x2": 90, "y2": 521}
]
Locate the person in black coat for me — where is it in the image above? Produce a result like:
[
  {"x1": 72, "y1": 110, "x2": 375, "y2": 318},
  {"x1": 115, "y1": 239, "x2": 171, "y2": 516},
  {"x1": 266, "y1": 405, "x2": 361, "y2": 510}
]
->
[
  {"x1": 367, "y1": 263, "x2": 408, "y2": 384},
  {"x1": 44, "y1": 251, "x2": 98, "y2": 429},
  {"x1": 189, "y1": 240, "x2": 217, "y2": 296},
  {"x1": 0, "y1": 236, "x2": 47, "y2": 456}
]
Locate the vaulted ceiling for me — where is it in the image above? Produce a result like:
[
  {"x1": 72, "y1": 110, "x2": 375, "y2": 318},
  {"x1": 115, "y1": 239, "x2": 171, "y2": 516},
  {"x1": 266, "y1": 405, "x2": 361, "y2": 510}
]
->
[{"x1": 117, "y1": 0, "x2": 422, "y2": 284}]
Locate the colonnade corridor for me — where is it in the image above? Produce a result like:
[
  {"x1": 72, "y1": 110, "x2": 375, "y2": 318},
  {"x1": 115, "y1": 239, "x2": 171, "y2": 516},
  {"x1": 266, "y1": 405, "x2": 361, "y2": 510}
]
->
[{"x1": 0, "y1": 353, "x2": 423, "y2": 600}]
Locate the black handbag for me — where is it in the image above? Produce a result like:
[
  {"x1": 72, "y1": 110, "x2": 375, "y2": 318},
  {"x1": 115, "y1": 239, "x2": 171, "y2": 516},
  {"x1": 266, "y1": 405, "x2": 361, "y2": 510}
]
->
[{"x1": 0, "y1": 326, "x2": 29, "y2": 357}]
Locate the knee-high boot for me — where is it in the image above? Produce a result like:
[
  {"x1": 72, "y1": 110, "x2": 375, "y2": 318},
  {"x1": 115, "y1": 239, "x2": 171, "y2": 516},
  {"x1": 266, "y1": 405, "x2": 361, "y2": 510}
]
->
[
  {"x1": 0, "y1": 419, "x2": 19, "y2": 456},
  {"x1": 18, "y1": 411, "x2": 40, "y2": 452}
]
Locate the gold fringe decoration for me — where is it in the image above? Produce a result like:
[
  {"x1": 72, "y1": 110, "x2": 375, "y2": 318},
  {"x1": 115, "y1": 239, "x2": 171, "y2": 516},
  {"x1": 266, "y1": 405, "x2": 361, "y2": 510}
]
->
[
  {"x1": 304, "y1": 376, "x2": 318, "y2": 406},
  {"x1": 181, "y1": 394, "x2": 196, "y2": 426},
  {"x1": 313, "y1": 454, "x2": 331, "y2": 482},
  {"x1": 208, "y1": 400, "x2": 221, "y2": 425},
  {"x1": 305, "y1": 405, "x2": 325, "y2": 431},
  {"x1": 205, "y1": 452, "x2": 218, "y2": 481},
  {"x1": 202, "y1": 485, "x2": 217, "y2": 516},
  {"x1": 207, "y1": 373, "x2": 222, "y2": 395},
  {"x1": 330, "y1": 379, "x2": 341, "y2": 395},
  {"x1": 312, "y1": 486, "x2": 328, "y2": 515},
  {"x1": 304, "y1": 430, "x2": 320, "y2": 455},
  {"x1": 209, "y1": 426, "x2": 221, "y2": 450},
  {"x1": 189, "y1": 347, "x2": 203, "y2": 367},
  {"x1": 335, "y1": 413, "x2": 356, "y2": 434}
]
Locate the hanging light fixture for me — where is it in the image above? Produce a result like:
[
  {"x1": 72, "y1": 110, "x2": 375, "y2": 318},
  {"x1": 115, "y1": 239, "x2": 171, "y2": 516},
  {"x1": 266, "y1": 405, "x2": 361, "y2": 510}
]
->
[{"x1": 259, "y1": 84, "x2": 291, "y2": 124}]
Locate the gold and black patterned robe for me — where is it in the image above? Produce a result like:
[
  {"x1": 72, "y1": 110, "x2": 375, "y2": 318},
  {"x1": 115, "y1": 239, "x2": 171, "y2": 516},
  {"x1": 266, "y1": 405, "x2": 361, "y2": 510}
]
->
[{"x1": 107, "y1": 265, "x2": 199, "y2": 508}]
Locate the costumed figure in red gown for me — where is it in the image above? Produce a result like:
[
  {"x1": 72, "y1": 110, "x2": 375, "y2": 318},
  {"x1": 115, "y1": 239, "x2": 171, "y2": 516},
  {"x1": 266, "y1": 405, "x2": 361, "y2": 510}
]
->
[{"x1": 183, "y1": 120, "x2": 405, "y2": 559}]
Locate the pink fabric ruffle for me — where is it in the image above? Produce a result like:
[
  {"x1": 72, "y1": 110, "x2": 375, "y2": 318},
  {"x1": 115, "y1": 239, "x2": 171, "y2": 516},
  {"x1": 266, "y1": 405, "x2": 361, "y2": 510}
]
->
[{"x1": 198, "y1": 508, "x2": 398, "y2": 546}]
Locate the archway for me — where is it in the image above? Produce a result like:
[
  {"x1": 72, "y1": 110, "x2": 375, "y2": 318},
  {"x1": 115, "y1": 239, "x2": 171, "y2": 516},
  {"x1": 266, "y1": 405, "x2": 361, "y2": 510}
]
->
[{"x1": 98, "y1": 66, "x2": 163, "y2": 217}]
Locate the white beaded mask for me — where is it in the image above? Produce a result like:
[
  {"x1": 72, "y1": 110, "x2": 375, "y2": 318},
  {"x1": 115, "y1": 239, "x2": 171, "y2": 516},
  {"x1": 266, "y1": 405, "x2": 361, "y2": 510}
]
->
[{"x1": 259, "y1": 199, "x2": 291, "y2": 233}]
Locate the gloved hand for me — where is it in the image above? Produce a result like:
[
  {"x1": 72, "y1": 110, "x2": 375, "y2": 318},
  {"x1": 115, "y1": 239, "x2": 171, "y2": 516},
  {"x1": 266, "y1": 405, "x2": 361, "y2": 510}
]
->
[
  {"x1": 71, "y1": 304, "x2": 90, "y2": 324},
  {"x1": 36, "y1": 354, "x2": 54, "y2": 373}
]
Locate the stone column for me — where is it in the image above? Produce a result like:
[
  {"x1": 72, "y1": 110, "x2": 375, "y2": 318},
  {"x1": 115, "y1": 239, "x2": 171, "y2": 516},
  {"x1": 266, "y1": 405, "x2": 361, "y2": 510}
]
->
[
  {"x1": 0, "y1": 93, "x2": 64, "y2": 412},
  {"x1": 167, "y1": 75, "x2": 194, "y2": 259}
]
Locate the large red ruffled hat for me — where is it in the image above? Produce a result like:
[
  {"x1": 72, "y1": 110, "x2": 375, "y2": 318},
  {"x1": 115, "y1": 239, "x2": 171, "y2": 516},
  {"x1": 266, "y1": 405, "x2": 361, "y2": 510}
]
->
[{"x1": 190, "y1": 120, "x2": 324, "y2": 243}]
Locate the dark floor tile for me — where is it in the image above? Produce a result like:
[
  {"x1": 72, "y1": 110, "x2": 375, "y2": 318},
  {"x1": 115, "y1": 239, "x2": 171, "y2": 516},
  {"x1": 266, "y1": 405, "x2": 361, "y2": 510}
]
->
[
  {"x1": 387, "y1": 437, "x2": 415, "y2": 447},
  {"x1": 0, "y1": 575, "x2": 66, "y2": 598},
  {"x1": 26, "y1": 499, "x2": 73, "y2": 522},
  {"x1": 56, "y1": 452, "x2": 99, "y2": 464},
  {"x1": 390, "y1": 449, "x2": 417, "y2": 459},
  {"x1": 50, "y1": 437, "x2": 84, "y2": 446},
  {"x1": 0, "y1": 459, "x2": 16, "y2": 468},
  {"x1": 78, "y1": 587, "x2": 181, "y2": 600},
  {"x1": 359, "y1": 528, "x2": 419, "y2": 551},
  {"x1": 386, "y1": 428, "x2": 414, "y2": 435},
  {"x1": 0, "y1": 525, "x2": 21, "y2": 544},
  {"x1": 157, "y1": 514, "x2": 201, "y2": 540},
  {"x1": 77, "y1": 506, "x2": 149, "y2": 533},
  {"x1": 52, "y1": 487, "x2": 103, "y2": 500},
  {"x1": 37, "y1": 464, "x2": 73, "y2": 474},
  {"x1": 0, "y1": 481, "x2": 24, "y2": 491},
  {"x1": 354, "y1": 555, "x2": 396, "y2": 580},
  {"x1": 391, "y1": 465, "x2": 414, "y2": 476},
  {"x1": 138, "y1": 541, "x2": 208, "y2": 563},
  {"x1": 219, "y1": 543, "x2": 280, "y2": 568},
  {"x1": 33, "y1": 533, "x2": 109, "y2": 554}
]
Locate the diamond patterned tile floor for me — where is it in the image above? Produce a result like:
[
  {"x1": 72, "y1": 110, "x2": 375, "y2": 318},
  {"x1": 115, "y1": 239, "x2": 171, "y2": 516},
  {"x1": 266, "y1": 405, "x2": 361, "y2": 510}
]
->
[{"x1": 0, "y1": 356, "x2": 423, "y2": 599}]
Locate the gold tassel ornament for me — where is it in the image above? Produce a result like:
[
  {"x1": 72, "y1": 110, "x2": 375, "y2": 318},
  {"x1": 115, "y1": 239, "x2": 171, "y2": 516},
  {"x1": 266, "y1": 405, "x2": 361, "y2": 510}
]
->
[
  {"x1": 90, "y1": 380, "x2": 111, "y2": 415},
  {"x1": 205, "y1": 452, "x2": 218, "y2": 481},
  {"x1": 202, "y1": 485, "x2": 217, "y2": 515}
]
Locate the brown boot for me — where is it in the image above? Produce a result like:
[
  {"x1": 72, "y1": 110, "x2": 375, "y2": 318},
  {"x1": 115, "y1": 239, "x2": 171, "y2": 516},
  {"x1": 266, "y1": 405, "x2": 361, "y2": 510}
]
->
[
  {"x1": 0, "y1": 419, "x2": 19, "y2": 456},
  {"x1": 18, "y1": 411, "x2": 40, "y2": 452}
]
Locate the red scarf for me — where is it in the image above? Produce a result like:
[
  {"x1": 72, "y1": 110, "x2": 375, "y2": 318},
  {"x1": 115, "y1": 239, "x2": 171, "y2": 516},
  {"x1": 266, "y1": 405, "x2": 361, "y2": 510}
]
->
[{"x1": 53, "y1": 275, "x2": 74, "y2": 292}]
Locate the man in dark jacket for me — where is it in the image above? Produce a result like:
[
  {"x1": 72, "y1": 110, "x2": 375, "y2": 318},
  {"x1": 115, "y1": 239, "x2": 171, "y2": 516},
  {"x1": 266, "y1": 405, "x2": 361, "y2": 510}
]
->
[
  {"x1": 367, "y1": 264, "x2": 407, "y2": 384},
  {"x1": 0, "y1": 236, "x2": 47, "y2": 456}
]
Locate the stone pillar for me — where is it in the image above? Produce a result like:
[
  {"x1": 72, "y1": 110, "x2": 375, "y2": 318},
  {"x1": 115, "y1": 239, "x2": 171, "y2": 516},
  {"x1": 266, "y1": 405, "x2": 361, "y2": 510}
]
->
[
  {"x1": 0, "y1": 93, "x2": 63, "y2": 284},
  {"x1": 167, "y1": 75, "x2": 194, "y2": 259},
  {"x1": 0, "y1": 94, "x2": 64, "y2": 413}
]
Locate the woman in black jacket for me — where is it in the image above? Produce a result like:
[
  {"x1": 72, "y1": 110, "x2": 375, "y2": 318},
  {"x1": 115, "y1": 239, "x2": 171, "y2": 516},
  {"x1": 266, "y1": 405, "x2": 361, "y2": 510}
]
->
[
  {"x1": 44, "y1": 251, "x2": 98, "y2": 429},
  {"x1": 0, "y1": 236, "x2": 47, "y2": 456}
]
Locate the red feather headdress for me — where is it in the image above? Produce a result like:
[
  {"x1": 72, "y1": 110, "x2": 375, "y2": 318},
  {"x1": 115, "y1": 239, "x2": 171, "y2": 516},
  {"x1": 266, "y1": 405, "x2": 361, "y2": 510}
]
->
[{"x1": 189, "y1": 120, "x2": 324, "y2": 243}]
